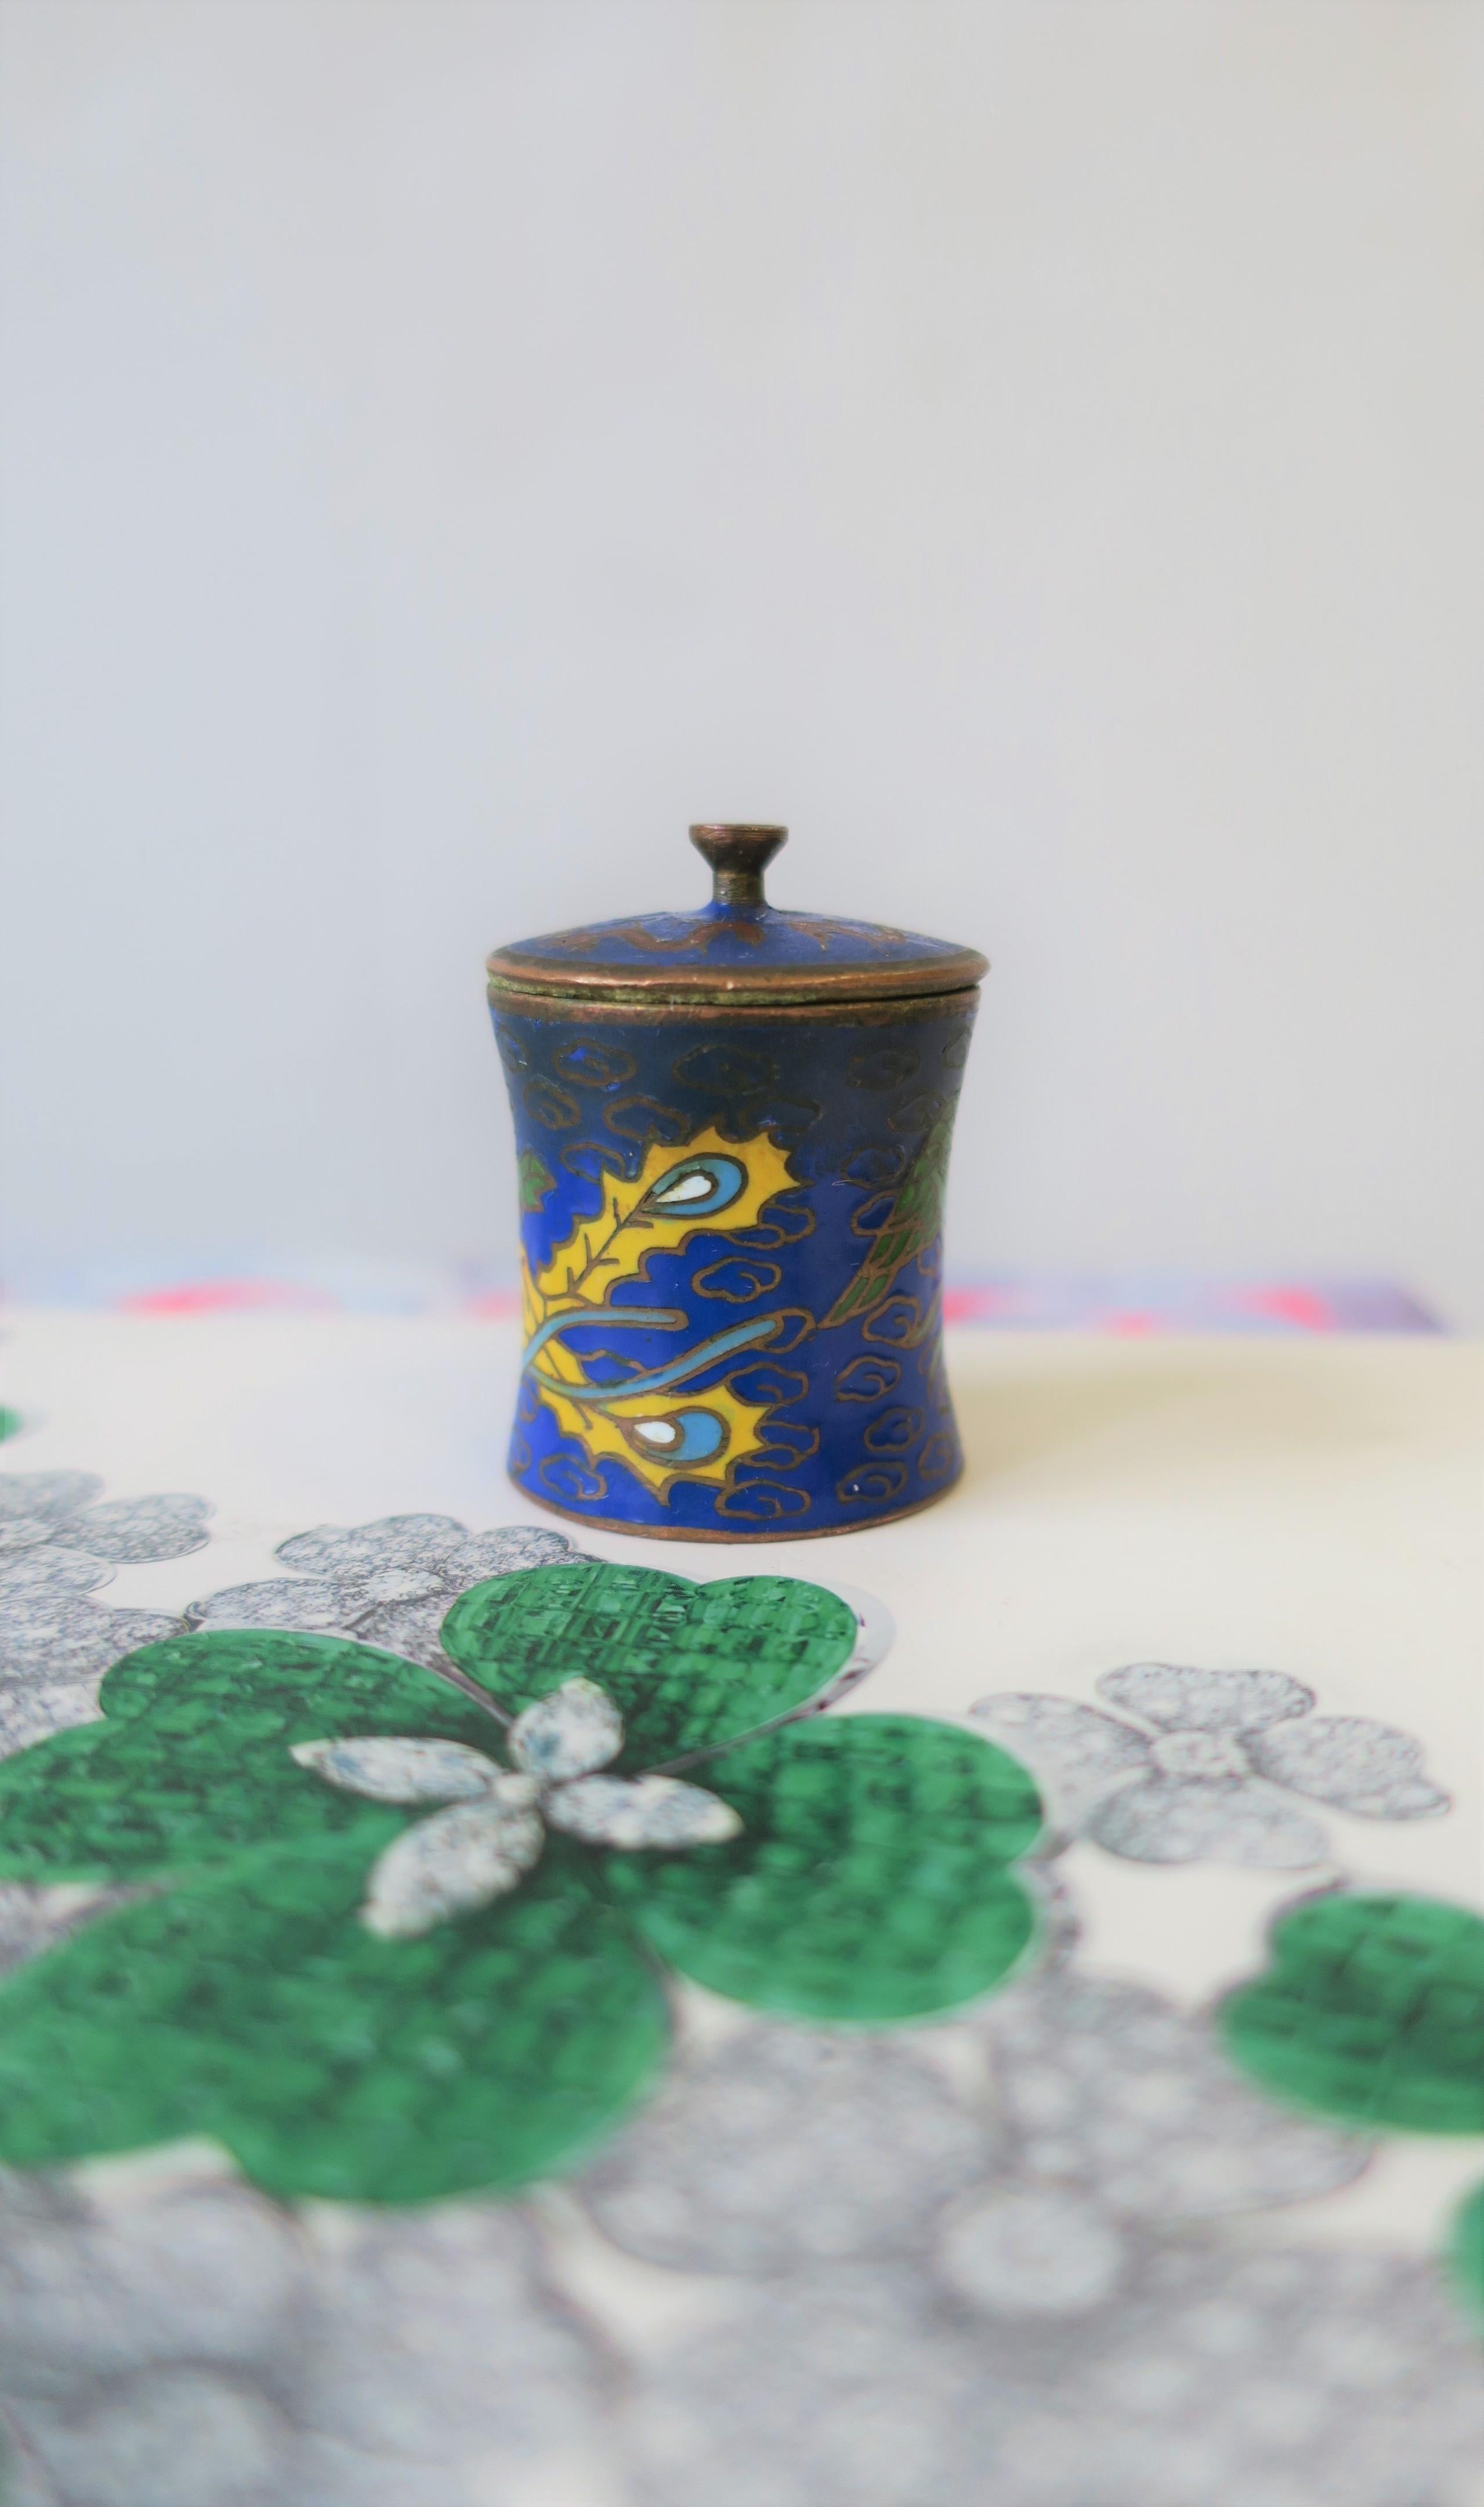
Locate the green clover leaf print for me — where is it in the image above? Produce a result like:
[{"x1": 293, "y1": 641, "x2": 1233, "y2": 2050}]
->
[
  {"x1": 1218, "y1": 1890, "x2": 1484, "y2": 2136},
  {"x1": 1218, "y1": 1890, "x2": 1484, "y2": 2339},
  {"x1": 0, "y1": 1562, "x2": 1043, "y2": 2205}
]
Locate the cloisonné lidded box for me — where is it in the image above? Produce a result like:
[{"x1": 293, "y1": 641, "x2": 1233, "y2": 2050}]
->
[{"x1": 486, "y1": 826, "x2": 987, "y2": 1541}]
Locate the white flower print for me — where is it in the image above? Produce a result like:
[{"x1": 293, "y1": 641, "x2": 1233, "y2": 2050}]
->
[
  {"x1": 971, "y1": 1663, "x2": 1449, "y2": 1869},
  {"x1": 0, "y1": 2173, "x2": 607, "y2": 2506},
  {"x1": 622, "y1": 2235, "x2": 1483, "y2": 2507},
  {"x1": 292, "y1": 1677, "x2": 741, "y2": 1938},
  {"x1": 578, "y1": 1972, "x2": 1369, "y2": 2281},
  {"x1": 0, "y1": 1473, "x2": 211, "y2": 1573},
  {"x1": 0, "y1": 1469, "x2": 210, "y2": 1760},
  {"x1": 186, "y1": 1512, "x2": 591, "y2": 1675},
  {"x1": 605, "y1": 1976, "x2": 1483, "y2": 2507}
]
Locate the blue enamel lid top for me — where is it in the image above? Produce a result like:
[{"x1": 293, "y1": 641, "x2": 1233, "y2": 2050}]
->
[{"x1": 486, "y1": 825, "x2": 987, "y2": 1007}]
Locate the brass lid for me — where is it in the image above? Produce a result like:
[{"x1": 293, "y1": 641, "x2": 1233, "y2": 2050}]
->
[{"x1": 486, "y1": 825, "x2": 988, "y2": 1008}]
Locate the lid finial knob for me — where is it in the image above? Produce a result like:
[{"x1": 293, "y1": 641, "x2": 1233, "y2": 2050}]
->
[{"x1": 689, "y1": 822, "x2": 787, "y2": 910}]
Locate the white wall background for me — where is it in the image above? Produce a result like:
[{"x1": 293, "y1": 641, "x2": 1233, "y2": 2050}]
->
[{"x1": 2, "y1": 0, "x2": 1482, "y2": 1318}]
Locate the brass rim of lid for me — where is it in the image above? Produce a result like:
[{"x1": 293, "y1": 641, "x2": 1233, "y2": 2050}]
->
[
  {"x1": 485, "y1": 823, "x2": 989, "y2": 1009},
  {"x1": 484, "y1": 958, "x2": 990, "y2": 1007}
]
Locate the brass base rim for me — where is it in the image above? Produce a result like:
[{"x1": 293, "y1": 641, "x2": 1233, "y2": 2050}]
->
[{"x1": 507, "y1": 1466, "x2": 963, "y2": 1544}]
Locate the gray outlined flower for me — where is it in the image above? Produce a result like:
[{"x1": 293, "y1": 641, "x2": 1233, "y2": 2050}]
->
[
  {"x1": 185, "y1": 1512, "x2": 589, "y2": 1677},
  {"x1": 293, "y1": 1676, "x2": 741, "y2": 1938},
  {"x1": 607, "y1": 1974, "x2": 1484, "y2": 2507},
  {"x1": 0, "y1": 1473, "x2": 210, "y2": 1574},
  {"x1": 621, "y1": 2237, "x2": 1483, "y2": 2507},
  {"x1": 971, "y1": 1664, "x2": 1449, "y2": 1869},
  {"x1": 578, "y1": 2023, "x2": 990, "y2": 2274},
  {"x1": 579, "y1": 1970, "x2": 1368, "y2": 2281},
  {"x1": 0, "y1": 1470, "x2": 210, "y2": 1759},
  {"x1": 0, "y1": 2165, "x2": 607, "y2": 2507}
]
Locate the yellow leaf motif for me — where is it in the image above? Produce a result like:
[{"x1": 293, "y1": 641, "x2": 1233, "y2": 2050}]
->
[{"x1": 520, "y1": 1127, "x2": 798, "y2": 1497}]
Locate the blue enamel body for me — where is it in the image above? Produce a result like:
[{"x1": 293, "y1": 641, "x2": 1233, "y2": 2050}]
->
[{"x1": 492, "y1": 994, "x2": 978, "y2": 1539}]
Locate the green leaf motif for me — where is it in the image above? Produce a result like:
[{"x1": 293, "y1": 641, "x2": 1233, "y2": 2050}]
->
[
  {"x1": 0, "y1": 1833, "x2": 668, "y2": 2202},
  {"x1": 821, "y1": 1105, "x2": 954, "y2": 1330},
  {"x1": 608, "y1": 1714, "x2": 1043, "y2": 2021},
  {"x1": 1450, "y1": 2182, "x2": 1484, "y2": 2326},
  {"x1": 0, "y1": 1632, "x2": 503, "y2": 1886},
  {"x1": 0, "y1": 1404, "x2": 21, "y2": 1444},
  {"x1": 1220, "y1": 1892, "x2": 1484, "y2": 2135},
  {"x1": 441, "y1": 1562, "x2": 857, "y2": 1771},
  {"x1": 518, "y1": 1148, "x2": 555, "y2": 1211}
]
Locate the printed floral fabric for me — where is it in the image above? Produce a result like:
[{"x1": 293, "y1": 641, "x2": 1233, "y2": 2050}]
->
[
  {"x1": 0, "y1": 1472, "x2": 211, "y2": 1758},
  {"x1": 0, "y1": 1480, "x2": 1479, "y2": 2507},
  {"x1": 575, "y1": 1972, "x2": 1371, "y2": 2277},
  {"x1": 972, "y1": 1661, "x2": 1449, "y2": 1867},
  {"x1": 0, "y1": 2170, "x2": 607, "y2": 2507},
  {"x1": 183, "y1": 1511, "x2": 588, "y2": 1664},
  {"x1": 0, "y1": 1551, "x2": 1043, "y2": 2203},
  {"x1": 602, "y1": 1978, "x2": 1484, "y2": 2507},
  {"x1": 3, "y1": 1979, "x2": 1476, "y2": 2507}
]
